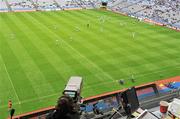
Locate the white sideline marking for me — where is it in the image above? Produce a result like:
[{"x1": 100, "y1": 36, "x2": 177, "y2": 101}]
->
[
  {"x1": 0, "y1": 64, "x2": 180, "y2": 109},
  {"x1": 0, "y1": 55, "x2": 21, "y2": 105},
  {"x1": 84, "y1": 64, "x2": 180, "y2": 89},
  {"x1": 0, "y1": 92, "x2": 59, "y2": 108}
]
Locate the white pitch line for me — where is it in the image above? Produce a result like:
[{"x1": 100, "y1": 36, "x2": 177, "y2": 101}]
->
[
  {"x1": 0, "y1": 64, "x2": 179, "y2": 109},
  {"x1": 0, "y1": 55, "x2": 21, "y2": 104},
  {"x1": 84, "y1": 64, "x2": 180, "y2": 89},
  {"x1": 0, "y1": 92, "x2": 59, "y2": 108}
]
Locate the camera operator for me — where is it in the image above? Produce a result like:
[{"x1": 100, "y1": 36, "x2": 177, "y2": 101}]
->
[{"x1": 46, "y1": 95, "x2": 80, "y2": 119}]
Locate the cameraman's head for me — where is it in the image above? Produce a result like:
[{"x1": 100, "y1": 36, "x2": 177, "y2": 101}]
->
[
  {"x1": 56, "y1": 95, "x2": 74, "y2": 114},
  {"x1": 52, "y1": 95, "x2": 79, "y2": 119}
]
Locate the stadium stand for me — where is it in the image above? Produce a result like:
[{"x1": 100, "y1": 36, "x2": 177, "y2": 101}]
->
[
  {"x1": 0, "y1": 0, "x2": 100, "y2": 12},
  {"x1": 0, "y1": 0, "x2": 9, "y2": 12},
  {"x1": 1, "y1": 0, "x2": 179, "y2": 30},
  {"x1": 7, "y1": 0, "x2": 34, "y2": 11},
  {"x1": 108, "y1": 0, "x2": 180, "y2": 29}
]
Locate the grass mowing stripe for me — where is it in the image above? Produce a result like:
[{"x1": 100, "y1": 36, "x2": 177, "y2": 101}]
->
[
  {"x1": 0, "y1": 14, "x2": 40, "y2": 98},
  {"x1": 4, "y1": 13, "x2": 57, "y2": 97},
  {"x1": 27, "y1": 12, "x2": 116, "y2": 82},
  {"x1": 4, "y1": 13, "x2": 64, "y2": 93},
  {"x1": 1, "y1": 13, "x2": 63, "y2": 116},
  {"x1": 43, "y1": 12, "x2": 123, "y2": 71},
  {"x1": 34, "y1": 11, "x2": 159, "y2": 87},
  {"x1": 27, "y1": 12, "x2": 114, "y2": 87},
  {"x1": 44, "y1": 11, "x2": 129, "y2": 72},
  {"x1": 16, "y1": 12, "x2": 96, "y2": 92},
  {"x1": 26, "y1": 11, "x2": 120, "y2": 95},
  {"x1": 32, "y1": 10, "x2": 180, "y2": 83},
  {"x1": 54, "y1": 10, "x2": 132, "y2": 55},
  {"x1": 16, "y1": 13, "x2": 77, "y2": 77},
  {"x1": 19, "y1": 13, "x2": 94, "y2": 83},
  {"x1": 60, "y1": 10, "x2": 180, "y2": 79},
  {"x1": 60, "y1": 10, "x2": 156, "y2": 58},
  {"x1": 14, "y1": 12, "x2": 71, "y2": 79},
  {"x1": 17, "y1": 12, "x2": 95, "y2": 82},
  {"x1": 0, "y1": 29, "x2": 38, "y2": 116},
  {"x1": 0, "y1": 29, "x2": 36, "y2": 101}
]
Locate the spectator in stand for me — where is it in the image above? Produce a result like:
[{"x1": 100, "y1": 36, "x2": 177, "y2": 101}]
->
[{"x1": 46, "y1": 95, "x2": 80, "y2": 119}]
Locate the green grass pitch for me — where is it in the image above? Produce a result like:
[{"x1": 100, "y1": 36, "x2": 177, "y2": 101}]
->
[{"x1": 0, "y1": 9, "x2": 180, "y2": 118}]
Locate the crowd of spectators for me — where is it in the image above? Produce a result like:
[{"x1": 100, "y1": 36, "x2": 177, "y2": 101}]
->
[
  {"x1": 1, "y1": 0, "x2": 179, "y2": 29},
  {"x1": 0, "y1": 0, "x2": 100, "y2": 11},
  {"x1": 0, "y1": 0, "x2": 8, "y2": 11},
  {"x1": 108, "y1": 0, "x2": 180, "y2": 29},
  {"x1": 8, "y1": 0, "x2": 34, "y2": 10}
]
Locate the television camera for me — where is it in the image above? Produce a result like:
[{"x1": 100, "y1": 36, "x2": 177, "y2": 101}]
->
[
  {"x1": 63, "y1": 76, "x2": 83, "y2": 103},
  {"x1": 63, "y1": 77, "x2": 140, "y2": 119}
]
